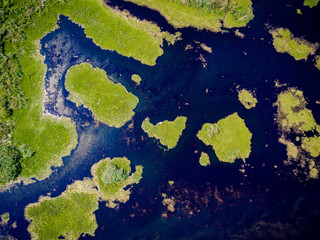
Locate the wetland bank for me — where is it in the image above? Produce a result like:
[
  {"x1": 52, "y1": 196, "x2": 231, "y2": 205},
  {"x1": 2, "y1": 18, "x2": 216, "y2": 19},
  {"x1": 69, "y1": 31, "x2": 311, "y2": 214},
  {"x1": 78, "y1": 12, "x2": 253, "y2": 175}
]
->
[{"x1": 1, "y1": 0, "x2": 320, "y2": 239}]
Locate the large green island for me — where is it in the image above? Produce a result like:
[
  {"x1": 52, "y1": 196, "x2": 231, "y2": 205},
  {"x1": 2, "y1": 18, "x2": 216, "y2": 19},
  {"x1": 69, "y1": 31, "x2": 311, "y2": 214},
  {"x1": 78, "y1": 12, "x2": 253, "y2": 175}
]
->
[
  {"x1": 141, "y1": 116, "x2": 187, "y2": 150},
  {"x1": 197, "y1": 113, "x2": 252, "y2": 163},
  {"x1": 25, "y1": 157, "x2": 143, "y2": 239},
  {"x1": 65, "y1": 63, "x2": 139, "y2": 128}
]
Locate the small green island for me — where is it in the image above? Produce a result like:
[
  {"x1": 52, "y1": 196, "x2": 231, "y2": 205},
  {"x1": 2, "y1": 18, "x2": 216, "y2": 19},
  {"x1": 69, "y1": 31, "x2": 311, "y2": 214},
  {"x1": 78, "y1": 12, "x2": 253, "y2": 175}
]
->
[
  {"x1": 238, "y1": 89, "x2": 258, "y2": 109},
  {"x1": 304, "y1": 0, "x2": 319, "y2": 8},
  {"x1": 0, "y1": 212, "x2": 10, "y2": 226},
  {"x1": 65, "y1": 63, "x2": 139, "y2": 128},
  {"x1": 199, "y1": 152, "x2": 210, "y2": 166},
  {"x1": 91, "y1": 157, "x2": 143, "y2": 205},
  {"x1": 141, "y1": 116, "x2": 187, "y2": 149},
  {"x1": 124, "y1": 0, "x2": 254, "y2": 32},
  {"x1": 197, "y1": 113, "x2": 252, "y2": 163},
  {"x1": 25, "y1": 157, "x2": 143, "y2": 239},
  {"x1": 131, "y1": 74, "x2": 142, "y2": 85},
  {"x1": 269, "y1": 27, "x2": 318, "y2": 61},
  {"x1": 275, "y1": 88, "x2": 320, "y2": 179}
]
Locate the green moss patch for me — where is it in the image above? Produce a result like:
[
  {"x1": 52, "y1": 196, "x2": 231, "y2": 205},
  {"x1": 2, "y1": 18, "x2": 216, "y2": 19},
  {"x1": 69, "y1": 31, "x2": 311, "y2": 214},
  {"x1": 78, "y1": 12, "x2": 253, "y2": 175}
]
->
[
  {"x1": 25, "y1": 180, "x2": 99, "y2": 240},
  {"x1": 65, "y1": 63, "x2": 139, "y2": 128},
  {"x1": 199, "y1": 152, "x2": 210, "y2": 166},
  {"x1": 269, "y1": 28, "x2": 318, "y2": 61},
  {"x1": 131, "y1": 74, "x2": 142, "y2": 85},
  {"x1": 304, "y1": 0, "x2": 319, "y2": 8},
  {"x1": 197, "y1": 113, "x2": 252, "y2": 163},
  {"x1": 141, "y1": 116, "x2": 187, "y2": 149},
  {"x1": 238, "y1": 89, "x2": 257, "y2": 109},
  {"x1": 91, "y1": 157, "x2": 143, "y2": 204},
  {"x1": 124, "y1": 0, "x2": 254, "y2": 32}
]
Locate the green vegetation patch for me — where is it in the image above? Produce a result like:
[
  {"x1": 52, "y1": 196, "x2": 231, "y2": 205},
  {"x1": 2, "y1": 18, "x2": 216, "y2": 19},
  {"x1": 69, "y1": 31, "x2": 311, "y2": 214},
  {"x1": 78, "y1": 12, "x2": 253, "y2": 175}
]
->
[
  {"x1": 124, "y1": 0, "x2": 254, "y2": 32},
  {"x1": 238, "y1": 89, "x2": 258, "y2": 109},
  {"x1": 141, "y1": 116, "x2": 187, "y2": 149},
  {"x1": 25, "y1": 180, "x2": 99, "y2": 240},
  {"x1": 65, "y1": 63, "x2": 139, "y2": 128},
  {"x1": 269, "y1": 28, "x2": 318, "y2": 61},
  {"x1": 304, "y1": 0, "x2": 319, "y2": 8},
  {"x1": 0, "y1": 212, "x2": 10, "y2": 226},
  {"x1": 315, "y1": 55, "x2": 320, "y2": 71},
  {"x1": 131, "y1": 74, "x2": 142, "y2": 85},
  {"x1": 197, "y1": 113, "x2": 252, "y2": 163},
  {"x1": 91, "y1": 157, "x2": 143, "y2": 204},
  {"x1": 274, "y1": 88, "x2": 317, "y2": 133},
  {"x1": 199, "y1": 152, "x2": 210, "y2": 166},
  {"x1": 275, "y1": 88, "x2": 320, "y2": 179}
]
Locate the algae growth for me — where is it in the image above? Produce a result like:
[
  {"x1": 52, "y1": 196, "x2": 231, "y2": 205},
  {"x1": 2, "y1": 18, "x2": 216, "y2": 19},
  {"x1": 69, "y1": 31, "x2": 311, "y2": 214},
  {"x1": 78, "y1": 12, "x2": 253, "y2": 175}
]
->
[
  {"x1": 238, "y1": 89, "x2": 258, "y2": 109},
  {"x1": 65, "y1": 63, "x2": 139, "y2": 128},
  {"x1": 141, "y1": 116, "x2": 187, "y2": 149},
  {"x1": 197, "y1": 113, "x2": 252, "y2": 163},
  {"x1": 123, "y1": 0, "x2": 254, "y2": 32},
  {"x1": 269, "y1": 28, "x2": 318, "y2": 61}
]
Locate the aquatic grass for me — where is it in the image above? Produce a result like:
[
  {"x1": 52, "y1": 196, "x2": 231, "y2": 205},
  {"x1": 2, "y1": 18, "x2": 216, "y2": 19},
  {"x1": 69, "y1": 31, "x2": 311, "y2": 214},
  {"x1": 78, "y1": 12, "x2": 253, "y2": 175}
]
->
[
  {"x1": 123, "y1": 0, "x2": 254, "y2": 32},
  {"x1": 199, "y1": 152, "x2": 210, "y2": 166},
  {"x1": 65, "y1": 63, "x2": 139, "y2": 128},
  {"x1": 0, "y1": 212, "x2": 10, "y2": 226},
  {"x1": 131, "y1": 74, "x2": 142, "y2": 85},
  {"x1": 91, "y1": 157, "x2": 143, "y2": 203},
  {"x1": 304, "y1": 0, "x2": 319, "y2": 8},
  {"x1": 269, "y1": 28, "x2": 318, "y2": 61},
  {"x1": 141, "y1": 116, "x2": 187, "y2": 150},
  {"x1": 237, "y1": 89, "x2": 257, "y2": 109},
  {"x1": 197, "y1": 113, "x2": 252, "y2": 163},
  {"x1": 302, "y1": 136, "x2": 320, "y2": 158},
  {"x1": 25, "y1": 180, "x2": 99, "y2": 240}
]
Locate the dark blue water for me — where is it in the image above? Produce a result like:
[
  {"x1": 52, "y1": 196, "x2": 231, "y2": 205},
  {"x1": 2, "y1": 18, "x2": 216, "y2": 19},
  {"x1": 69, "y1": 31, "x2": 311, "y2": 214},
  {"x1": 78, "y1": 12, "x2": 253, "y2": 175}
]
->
[{"x1": 1, "y1": 0, "x2": 320, "y2": 239}]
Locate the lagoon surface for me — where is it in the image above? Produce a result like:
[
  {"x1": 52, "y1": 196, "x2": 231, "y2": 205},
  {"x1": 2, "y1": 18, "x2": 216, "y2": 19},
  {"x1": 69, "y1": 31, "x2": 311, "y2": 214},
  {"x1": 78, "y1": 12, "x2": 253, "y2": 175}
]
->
[{"x1": 1, "y1": 0, "x2": 320, "y2": 239}]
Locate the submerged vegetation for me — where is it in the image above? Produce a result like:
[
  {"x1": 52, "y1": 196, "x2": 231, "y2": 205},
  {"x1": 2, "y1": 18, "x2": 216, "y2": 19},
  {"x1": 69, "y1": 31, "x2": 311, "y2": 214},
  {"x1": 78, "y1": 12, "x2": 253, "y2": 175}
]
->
[
  {"x1": 237, "y1": 89, "x2": 257, "y2": 109},
  {"x1": 124, "y1": 0, "x2": 254, "y2": 32},
  {"x1": 274, "y1": 88, "x2": 320, "y2": 179},
  {"x1": 141, "y1": 116, "x2": 187, "y2": 149},
  {"x1": 199, "y1": 152, "x2": 210, "y2": 166},
  {"x1": 197, "y1": 113, "x2": 252, "y2": 163},
  {"x1": 25, "y1": 157, "x2": 143, "y2": 238},
  {"x1": 0, "y1": 212, "x2": 10, "y2": 226},
  {"x1": 65, "y1": 63, "x2": 139, "y2": 128},
  {"x1": 269, "y1": 28, "x2": 318, "y2": 61}
]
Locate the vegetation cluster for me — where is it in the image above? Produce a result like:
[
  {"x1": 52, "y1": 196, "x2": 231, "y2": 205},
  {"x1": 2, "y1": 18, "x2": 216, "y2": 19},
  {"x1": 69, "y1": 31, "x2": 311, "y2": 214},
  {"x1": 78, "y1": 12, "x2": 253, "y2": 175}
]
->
[
  {"x1": 237, "y1": 89, "x2": 257, "y2": 109},
  {"x1": 197, "y1": 113, "x2": 252, "y2": 163}
]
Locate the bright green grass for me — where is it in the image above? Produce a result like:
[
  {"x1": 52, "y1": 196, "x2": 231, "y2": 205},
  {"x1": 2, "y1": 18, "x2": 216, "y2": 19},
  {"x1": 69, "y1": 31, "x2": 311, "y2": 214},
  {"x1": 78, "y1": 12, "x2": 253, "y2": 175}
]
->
[
  {"x1": 0, "y1": 212, "x2": 10, "y2": 226},
  {"x1": 238, "y1": 89, "x2": 257, "y2": 109},
  {"x1": 124, "y1": 0, "x2": 254, "y2": 32},
  {"x1": 302, "y1": 136, "x2": 320, "y2": 157},
  {"x1": 197, "y1": 113, "x2": 252, "y2": 163},
  {"x1": 25, "y1": 180, "x2": 99, "y2": 240},
  {"x1": 199, "y1": 152, "x2": 210, "y2": 166},
  {"x1": 65, "y1": 63, "x2": 138, "y2": 128},
  {"x1": 9, "y1": 0, "x2": 169, "y2": 185},
  {"x1": 269, "y1": 28, "x2": 318, "y2": 61},
  {"x1": 91, "y1": 157, "x2": 143, "y2": 203},
  {"x1": 304, "y1": 0, "x2": 319, "y2": 7},
  {"x1": 131, "y1": 74, "x2": 142, "y2": 85},
  {"x1": 275, "y1": 88, "x2": 317, "y2": 133},
  {"x1": 141, "y1": 116, "x2": 187, "y2": 149}
]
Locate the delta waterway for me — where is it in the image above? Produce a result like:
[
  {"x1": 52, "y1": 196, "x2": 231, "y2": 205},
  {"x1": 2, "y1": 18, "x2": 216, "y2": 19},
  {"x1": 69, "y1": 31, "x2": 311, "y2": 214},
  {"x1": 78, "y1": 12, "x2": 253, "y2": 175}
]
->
[{"x1": 1, "y1": 0, "x2": 320, "y2": 239}]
